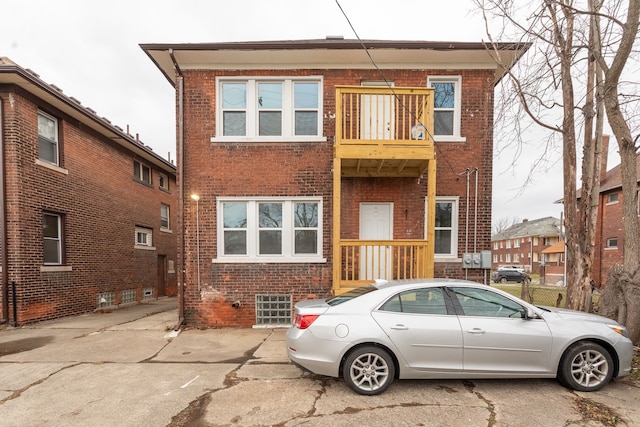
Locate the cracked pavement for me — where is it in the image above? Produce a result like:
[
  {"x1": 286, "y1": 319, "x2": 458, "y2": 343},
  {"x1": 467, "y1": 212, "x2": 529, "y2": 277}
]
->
[{"x1": 1, "y1": 297, "x2": 638, "y2": 427}]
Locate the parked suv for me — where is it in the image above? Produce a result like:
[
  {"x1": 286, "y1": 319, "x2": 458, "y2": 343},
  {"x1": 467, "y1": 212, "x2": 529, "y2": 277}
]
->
[{"x1": 492, "y1": 269, "x2": 529, "y2": 283}]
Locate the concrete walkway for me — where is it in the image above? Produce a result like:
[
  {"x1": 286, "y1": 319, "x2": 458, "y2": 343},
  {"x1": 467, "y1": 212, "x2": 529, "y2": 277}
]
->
[{"x1": 0, "y1": 297, "x2": 638, "y2": 426}]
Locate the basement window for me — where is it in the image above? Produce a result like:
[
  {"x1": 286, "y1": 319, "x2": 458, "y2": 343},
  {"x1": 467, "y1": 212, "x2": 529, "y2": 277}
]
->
[{"x1": 255, "y1": 294, "x2": 292, "y2": 326}]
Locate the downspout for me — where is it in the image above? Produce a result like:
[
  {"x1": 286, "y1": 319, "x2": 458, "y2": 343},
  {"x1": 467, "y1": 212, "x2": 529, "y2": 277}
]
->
[
  {"x1": 0, "y1": 99, "x2": 8, "y2": 324},
  {"x1": 170, "y1": 49, "x2": 185, "y2": 329}
]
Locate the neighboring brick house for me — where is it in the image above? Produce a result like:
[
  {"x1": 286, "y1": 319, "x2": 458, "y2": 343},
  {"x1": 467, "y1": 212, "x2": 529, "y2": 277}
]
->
[
  {"x1": 589, "y1": 136, "x2": 637, "y2": 288},
  {"x1": 142, "y1": 38, "x2": 528, "y2": 327},
  {"x1": 0, "y1": 58, "x2": 178, "y2": 325},
  {"x1": 491, "y1": 217, "x2": 563, "y2": 275}
]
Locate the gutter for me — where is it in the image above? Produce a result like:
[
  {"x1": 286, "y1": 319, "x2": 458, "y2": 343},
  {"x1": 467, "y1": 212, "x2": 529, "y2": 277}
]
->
[
  {"x1": 169, "y1": 49, "x2": 185, "y2": 329},
  {"x1": 0, "y1": 99, "x2": 8, "y2": 324}
]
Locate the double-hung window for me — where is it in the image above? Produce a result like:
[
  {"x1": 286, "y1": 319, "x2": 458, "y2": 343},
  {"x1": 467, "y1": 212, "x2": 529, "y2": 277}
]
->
[
  {"x1": 427, "y1": 76, "x2": 464, "y2": 141},
  {"x1": 218, "y1": 197, "x2": 323, "y2": 262},
  {"x1": 427, "y1": 196, "x2": 459, "y2": 258},
  {"x1": 217, "y1": 78, "x2": 322, "y2": 140},
  {"x1": 133, "y1": 160, "x2": 151, "y2": 185},
  {"x1": 38, "y1": 111, "x2": 59, "y2": 165},
  {"x1": 43, "y1": 213, "x2": 63, "y2": 265},
  {"x1": 160, "y1": 204, "x2": 170, "y2": 231}
]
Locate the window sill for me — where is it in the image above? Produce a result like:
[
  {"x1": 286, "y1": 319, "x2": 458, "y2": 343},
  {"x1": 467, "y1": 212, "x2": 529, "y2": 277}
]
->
[
  {"x1": 41, "y1": 265, "x2": 73, "y2": 272},
  {"x1": 160, "y1": 228, "x2": 172, "y2": 234},
  {"x1": 434, "y1": 136, "x2": 467, "y2": 143},
  {"x1": 434, "y1": 256, "x2": 461, "y2": 263},
  {"x1": 35, "y1": 159, "x2": 69, "y2": 175},
  {"x1": 212, "y1": 257, "x2": 327, "y2": 264},
  {"x1": 134, "y1": 245, "x2": 156, "y2": 251},
  {"x1": 211, "y1": 136, "x2": 327, "y2": 144}
]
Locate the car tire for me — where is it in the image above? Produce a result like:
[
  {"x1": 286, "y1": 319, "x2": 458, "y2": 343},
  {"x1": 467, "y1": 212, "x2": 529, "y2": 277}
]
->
[
  {"x1": 558, "y1": 342, "x2": 614, "y2": 392},
  {"x1": 343, "y1": 346, "x2": 395, "y2": 395},
  {"x1": 500, "y1": 277, "x2": 507, "y2": 283}
]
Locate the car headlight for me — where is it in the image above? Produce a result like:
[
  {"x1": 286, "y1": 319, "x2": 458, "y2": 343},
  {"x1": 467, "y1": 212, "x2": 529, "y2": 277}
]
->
[{"x1": 607, "y1": 324, "x2": 629, "y2": 338}]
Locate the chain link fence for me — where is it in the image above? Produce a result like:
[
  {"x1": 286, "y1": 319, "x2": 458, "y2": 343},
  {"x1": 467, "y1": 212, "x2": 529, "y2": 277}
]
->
[{"x1": 494, "y1": 282, "x2": 569, "y2": 308}]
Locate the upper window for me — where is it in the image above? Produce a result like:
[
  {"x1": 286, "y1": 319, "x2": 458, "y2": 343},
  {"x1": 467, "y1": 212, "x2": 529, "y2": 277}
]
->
[
  {"x1": 43, "y1": 213, "x2": 63, "y2": 265},
  {"x1": 606, "y1": 237, "x2": 618, "y2": 249},
  {"x1": 158, "y1": 172, "x2": 169, "y2": 191},
  {"x1": 133, "y1": 160, "x2": 151, "y2": 185},
  {"x1": 160, "y1": 204, "x2": 170, "y2": 231},
  {"x1": 38, "y1": 111, "x2": 59, "y2": 165},
  {"x1": 429, "y1": 197, "x2": 459, "y2": 258},
  {"x1": 514, "y1": 239, "x2": 520, "y2": 248},
  {"x1": 607, "y1": 192, "x2": 619, "y2": 204},
  {"x1": 217, "y1": 78, "x2": 322, "y2": 140},
  {"x1": 218, "y1": 197, "x2": 323, "y2": 262},
  {"x1": 427, "y1": 76, "x2": 463, "y2": 141}
]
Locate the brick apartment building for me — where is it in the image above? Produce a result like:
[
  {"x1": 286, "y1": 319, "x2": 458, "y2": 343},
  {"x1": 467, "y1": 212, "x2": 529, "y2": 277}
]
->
[
  {"x1": 0, "y1": 58, "x2": 178, "y2": 325},
  {"x1": 142, "y1": 38, "x2": 528, "y2": 327},
  {"x1": 491, "y1": 217, "x2": 563, "y2": 275}
]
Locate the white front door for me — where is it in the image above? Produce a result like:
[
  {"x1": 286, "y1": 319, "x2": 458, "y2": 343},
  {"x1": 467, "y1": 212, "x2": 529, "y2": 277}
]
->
[{"x1": 360, "y1": 203, "x2": 393, "y2": 280}]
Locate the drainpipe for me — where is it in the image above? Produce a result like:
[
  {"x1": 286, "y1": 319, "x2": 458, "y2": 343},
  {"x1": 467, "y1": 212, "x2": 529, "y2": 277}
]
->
[
  {"x1": 170, "y1": 50, "x2": 185, "y2": 329},
  {"x1": 0, "y1": 99, "x2": 9, "y2": 324}
]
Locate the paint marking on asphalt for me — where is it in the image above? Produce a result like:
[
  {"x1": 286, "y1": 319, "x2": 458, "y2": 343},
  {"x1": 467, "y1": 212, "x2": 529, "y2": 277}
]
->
[{"x1": 181, "y1": 375, "x2": 200, "y2": 388}]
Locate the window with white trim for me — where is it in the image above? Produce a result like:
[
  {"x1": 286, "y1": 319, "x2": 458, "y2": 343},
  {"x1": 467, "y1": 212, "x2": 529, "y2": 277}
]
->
[
  {"x1": 514, "y1": 239, "x2": 520, "y2": 248},
  {"x1": 427, "y1": 76, "x2": 463, "y2": 141},
  {"x1": 160, "y1": 204, "x2": 170, "y2": 231},
  {"x1": 217, "y1": 78, "x2": 322, "y2": 139},
  {"x1": 607, "y1": 192, "x2": 619, "y2": 204},
  {"x1": 218, "y1": 197, "x2": 323, "y2": 261},
  {"x1": 428, "y1": 197, "x2": 459, "y2": 257},
  {"x1": 38, "y1": 111, "x2": 59, "y2": 165},
  {"x1": 135, "y1": 227, "x2": 153, "y2": 247},
  {"x1": 606, "y1": 237, "x2": 618, "y2": 249},
  {"x1": 43, "y1": 213, "x2": 63, "y2": 265}
]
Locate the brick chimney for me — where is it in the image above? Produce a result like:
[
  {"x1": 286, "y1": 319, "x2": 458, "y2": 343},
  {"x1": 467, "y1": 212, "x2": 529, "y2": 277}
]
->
[{"x1": 600, "y1": 135, "x2": 610, "y2": 182}]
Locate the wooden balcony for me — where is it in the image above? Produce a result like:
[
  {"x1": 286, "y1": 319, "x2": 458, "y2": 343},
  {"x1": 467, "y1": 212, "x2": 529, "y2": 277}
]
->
[
  {"x1": 338, "y1": 240, "x2": 429, "y2": 288},
  {"x1": 335, "y1": 85, "x2": 435, "y2": 178},
  {"x1": 332, "y1": 85, "x2": 437, "y2": 294}
]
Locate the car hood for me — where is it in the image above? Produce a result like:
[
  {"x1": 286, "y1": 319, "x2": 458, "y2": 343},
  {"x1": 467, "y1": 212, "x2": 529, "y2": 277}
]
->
[{"x1": 539, "y1": 306, "x2": 617, "y2": 325}]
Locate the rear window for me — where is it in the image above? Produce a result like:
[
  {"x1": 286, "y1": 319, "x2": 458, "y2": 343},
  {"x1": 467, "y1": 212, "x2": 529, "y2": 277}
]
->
[{"x1": 326, "y1": 285, "x2": 377, "y2": 306}]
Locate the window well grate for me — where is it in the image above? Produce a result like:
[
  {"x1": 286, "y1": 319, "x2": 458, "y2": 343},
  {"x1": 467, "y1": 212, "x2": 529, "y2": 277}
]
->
[{"x1": 255, "y1": 294, "x2": 292, "y2": 325}]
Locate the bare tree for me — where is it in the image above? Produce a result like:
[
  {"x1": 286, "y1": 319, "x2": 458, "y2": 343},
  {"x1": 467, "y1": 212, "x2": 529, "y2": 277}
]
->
[
  {"x1": 478, "y1": 0, "x2": 640, "y2": 342},
  {"x1": 492, "y1": 216, "x2": 521, "y2": 235}
]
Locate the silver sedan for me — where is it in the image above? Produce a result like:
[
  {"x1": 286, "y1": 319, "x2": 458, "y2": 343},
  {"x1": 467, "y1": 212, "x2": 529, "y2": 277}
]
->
[{"x1": 286, "y1": 279, "x2": 633, "y2": 395}]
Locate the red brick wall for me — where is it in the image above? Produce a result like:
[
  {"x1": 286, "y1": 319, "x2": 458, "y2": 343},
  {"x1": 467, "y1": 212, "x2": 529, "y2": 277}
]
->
[
  {"x1": 0, "y1": 87, "x2": 177, "y2": 324},
  {"x1": 594, "y1": 190, "x2": 624, "y2": 287},
  {"x1": 180, "y1": 68, "x2": 496, "y2": 327}
]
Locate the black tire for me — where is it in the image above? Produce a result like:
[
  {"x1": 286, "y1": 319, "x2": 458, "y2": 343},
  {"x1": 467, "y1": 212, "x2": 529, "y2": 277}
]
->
[
  {"x1": 558, "y1": 342, "x2": 614, "y2": 392},
  {"x1": 342, "y1": 346, "x2": 395, "y2": 395},
  {"x1": 500, "y1": 277, "x2": 507, "y2": 283}
]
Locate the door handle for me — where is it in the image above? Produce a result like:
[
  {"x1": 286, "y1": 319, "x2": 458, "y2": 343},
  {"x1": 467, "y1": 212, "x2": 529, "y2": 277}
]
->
[
  {"x1": 390, "y1": 324, "x2": 408, "y2": 330},
  {"x1": 467, "y1": 328, "x2": 485, "y2": 334}
]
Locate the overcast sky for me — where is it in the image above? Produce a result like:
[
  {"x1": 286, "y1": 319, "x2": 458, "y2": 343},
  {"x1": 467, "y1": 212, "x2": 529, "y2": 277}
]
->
[{"x1": 2, "y1": 0, "x2": 586, "y2": 226}]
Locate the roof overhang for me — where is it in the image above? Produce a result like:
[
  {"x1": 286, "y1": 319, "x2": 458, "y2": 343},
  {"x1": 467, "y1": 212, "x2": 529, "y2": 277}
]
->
[
  {"x1": 140, "y1": 39, "x2": 530, "y2": 87},
  {"x1": 0, "y1": 58, "x2": 175, "y2": 173}
]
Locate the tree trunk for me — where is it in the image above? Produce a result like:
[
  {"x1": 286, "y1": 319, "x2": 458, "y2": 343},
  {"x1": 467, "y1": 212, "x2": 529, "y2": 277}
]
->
[{"x1": 601, "y1": 265, "x2": 640, "y2": 344}]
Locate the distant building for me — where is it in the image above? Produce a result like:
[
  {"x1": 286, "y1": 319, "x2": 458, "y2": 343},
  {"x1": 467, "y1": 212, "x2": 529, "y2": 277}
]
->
[
  {"x1": 0, "y1": 58, "x2": 178, "y2": 325},
  {"x1": 491, "y1": 217, "x2": 562, "y2": 276}
]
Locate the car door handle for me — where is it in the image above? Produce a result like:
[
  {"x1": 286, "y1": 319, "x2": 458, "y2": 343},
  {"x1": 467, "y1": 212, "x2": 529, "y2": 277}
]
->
[
  {"x1": 467, "y1": 328, "x2": 486, "y2": 335},
  {"x1": 390, "y1": 324, "x2": 408, "y2": 330}
]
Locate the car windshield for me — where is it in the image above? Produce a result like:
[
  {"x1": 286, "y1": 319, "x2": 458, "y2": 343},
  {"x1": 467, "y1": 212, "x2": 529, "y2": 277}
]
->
[{"x1": 326, "y1": 285, "x2": 377, "y2": 306}]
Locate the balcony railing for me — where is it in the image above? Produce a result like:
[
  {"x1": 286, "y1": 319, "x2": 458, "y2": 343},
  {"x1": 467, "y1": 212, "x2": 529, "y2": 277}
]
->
[
  {"x1": 336, "y1": 85, "x2": 434, "y2": 147},
  {"x1": 337, "y1": 239, "x2": 429, "y2": 288}
]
